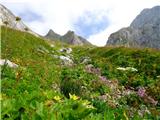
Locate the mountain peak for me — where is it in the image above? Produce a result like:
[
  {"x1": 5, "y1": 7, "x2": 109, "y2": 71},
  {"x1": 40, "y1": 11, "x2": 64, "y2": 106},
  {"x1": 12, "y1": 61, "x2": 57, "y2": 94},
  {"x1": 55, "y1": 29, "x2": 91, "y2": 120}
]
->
[
  {"x1": 61, "y1": 30, "x2": 91, "y2": 45},
  {"x1": 106, "y1": 6, "x2": 160, "y2": 48},
  {"x1": 66, "y1": 30, "x2": 75, "y2": 34},
  {"x1": 45, "y1": 29, "x2": 91, "y2": 45},
  {"x1": 45, "y1": 29, "x2": 61, "y2": 40}
]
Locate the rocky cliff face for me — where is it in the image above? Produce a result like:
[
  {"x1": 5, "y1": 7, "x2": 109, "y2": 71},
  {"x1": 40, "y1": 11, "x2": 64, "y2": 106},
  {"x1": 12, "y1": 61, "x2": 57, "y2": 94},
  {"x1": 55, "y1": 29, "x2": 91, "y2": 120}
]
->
[
  {"x1": 0, "y1": 4, "x2": 39, "y2": 36},
  {"x1": 106, "y1": 6, "x2": 160, "y2": 48},
  {"x1": 45, "y1": 30, "x2": 91, "y2": 45}
]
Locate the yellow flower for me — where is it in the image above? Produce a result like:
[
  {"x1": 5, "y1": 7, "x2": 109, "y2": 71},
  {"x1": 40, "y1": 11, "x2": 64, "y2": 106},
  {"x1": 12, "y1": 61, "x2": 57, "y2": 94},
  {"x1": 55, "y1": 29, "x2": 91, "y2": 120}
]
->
[
  {"x1": 82, "y1": 100, "x2": 95, "y2": 109},
  {"x1": 82, "y1": 100, "x2": 90, "y2": 106},
  {"x1": 69, "y1": 93, "x2": 79, "y2": 100},
  {"x1": 53, "y1": 96, "x2": 61, "y2": 102}
]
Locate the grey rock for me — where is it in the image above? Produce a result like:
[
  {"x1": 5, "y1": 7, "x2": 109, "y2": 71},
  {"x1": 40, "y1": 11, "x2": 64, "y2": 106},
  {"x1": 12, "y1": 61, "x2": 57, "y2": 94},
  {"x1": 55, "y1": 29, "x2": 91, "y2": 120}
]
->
[
  {"x1": 52, "y1": 55, "x2": 73, "y2": 66},
  {"x1": 0, "y1": 59, "x2": 18, "y2": 68},
  {"x1": 59, "y1": 48, "x2": 72, "y2": 54},
  {"x1": 106, "y1": 6, "x2": 160, "y2": 48},
  {"x1": 80, "y1": 56, "x2": 92, "y2": 64},
  {"x1": 59, "y1": 55, "x2": 73, "y2": 65}
]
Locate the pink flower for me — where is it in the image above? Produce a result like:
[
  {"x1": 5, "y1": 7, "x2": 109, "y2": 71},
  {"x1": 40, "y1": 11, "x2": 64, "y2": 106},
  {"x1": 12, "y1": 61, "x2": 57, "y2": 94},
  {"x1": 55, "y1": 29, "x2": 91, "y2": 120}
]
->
[
  {"x1": 138, "y1": 87, "x2": 146, "y2": 97},
  {"x1": 99, "y1": 76, "x2": 107, "y2": 81}
]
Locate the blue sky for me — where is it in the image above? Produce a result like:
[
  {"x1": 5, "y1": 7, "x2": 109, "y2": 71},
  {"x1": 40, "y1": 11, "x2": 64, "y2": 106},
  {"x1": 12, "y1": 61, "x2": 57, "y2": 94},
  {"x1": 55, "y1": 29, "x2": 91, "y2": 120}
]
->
[
  {"x1": 73, "y1": 11, "x2": 110, "y2": 38},
  {"x1": 1, "y1": 0, "x2": 160, "y2": 46},
  {"x1": 19, "y1": 10, "x2": 43, "y2": 22}
]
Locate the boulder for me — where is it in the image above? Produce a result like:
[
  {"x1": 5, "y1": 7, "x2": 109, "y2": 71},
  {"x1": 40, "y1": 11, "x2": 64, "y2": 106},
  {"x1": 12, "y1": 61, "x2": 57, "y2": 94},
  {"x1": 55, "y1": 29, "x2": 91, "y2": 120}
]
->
[{"x1": 0, "y1": 59, "x2": 18, "y2": 68}]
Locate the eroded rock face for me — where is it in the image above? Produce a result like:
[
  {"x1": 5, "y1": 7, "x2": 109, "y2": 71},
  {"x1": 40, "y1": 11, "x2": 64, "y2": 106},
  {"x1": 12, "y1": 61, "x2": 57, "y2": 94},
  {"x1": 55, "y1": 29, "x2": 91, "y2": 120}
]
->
[
  {"x1": 0, "y1": 4, "x2": 39, "y2": 36},
  {"x1": 106, "y1": 6, "x2": 160, "y2": 48}
]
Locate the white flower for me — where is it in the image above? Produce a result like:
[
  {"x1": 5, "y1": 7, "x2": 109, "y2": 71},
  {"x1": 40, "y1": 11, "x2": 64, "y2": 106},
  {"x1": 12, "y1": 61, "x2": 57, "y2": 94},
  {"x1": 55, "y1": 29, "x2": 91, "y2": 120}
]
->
[
  {"x1": 117, "y1": 67, "x2": 126, "y2": 71},
  {"x1": 117, "y1": 67, "x2": 138, "y2": 72},
  {"x1": 126, "y1": 67, "x2": 138, "y2": 72}
]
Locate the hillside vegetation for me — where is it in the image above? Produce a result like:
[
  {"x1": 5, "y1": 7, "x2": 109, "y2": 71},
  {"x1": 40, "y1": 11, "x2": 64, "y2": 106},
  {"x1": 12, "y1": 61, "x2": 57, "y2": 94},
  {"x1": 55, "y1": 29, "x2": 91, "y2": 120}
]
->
[{"x1": 1, "y1": 27, "x2": 160, "y2": 120}]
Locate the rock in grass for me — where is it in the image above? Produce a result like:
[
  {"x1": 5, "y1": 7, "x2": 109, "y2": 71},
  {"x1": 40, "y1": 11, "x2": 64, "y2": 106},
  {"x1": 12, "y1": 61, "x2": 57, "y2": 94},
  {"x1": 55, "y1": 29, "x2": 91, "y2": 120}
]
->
[
  {"x1": 59, "y1": 48, "x2": 72, "y2": 54},
  {"x1": 59, "y1": 56, "x2": 73, "y2": 65},
  {"x1": 0, "y1": 59, "x2": 18, "y2": 68},
  {"x1": 80, "y1": 56, "x2": 91, "y2": 64},
  {"x1": 52, "y1": 55, "x2": 73, "y2": 65}
]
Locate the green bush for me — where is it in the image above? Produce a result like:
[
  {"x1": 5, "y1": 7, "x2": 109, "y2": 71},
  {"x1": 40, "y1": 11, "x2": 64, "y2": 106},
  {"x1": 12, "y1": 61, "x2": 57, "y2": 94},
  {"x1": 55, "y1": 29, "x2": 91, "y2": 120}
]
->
[{"x1": 60, "y1": 67, "x2": 83, "y2": 98}]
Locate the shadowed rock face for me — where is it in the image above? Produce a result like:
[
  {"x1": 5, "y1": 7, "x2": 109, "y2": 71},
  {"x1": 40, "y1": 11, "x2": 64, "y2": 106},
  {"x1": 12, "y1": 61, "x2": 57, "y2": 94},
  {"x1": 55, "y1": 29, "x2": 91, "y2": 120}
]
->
[
  {"x1": 45, "y1": 29, "x2": 61, "y2": 40},
  {"x1": 61, "y1": 31, "x2": 91, "y2": 45},
  {"x1": 45, "y1": 30, "x2": 91, "y2": 45},
  {"x1": 0, "y1": 4, "x2": 39, "y2": 36},
  {"x1": 106, "y1": 6, "x2": 160, "y2": 48}
]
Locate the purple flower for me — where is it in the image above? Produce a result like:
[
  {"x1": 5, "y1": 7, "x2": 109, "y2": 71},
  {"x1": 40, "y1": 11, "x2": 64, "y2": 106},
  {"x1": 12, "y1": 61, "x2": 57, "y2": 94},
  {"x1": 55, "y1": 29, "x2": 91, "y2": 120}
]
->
[
  {"x1": 99, "y1": 76, "x2": 107, "y2": 82},
  {"x1": 138, "y1": 87, "x2": 146, "y2": 97}
]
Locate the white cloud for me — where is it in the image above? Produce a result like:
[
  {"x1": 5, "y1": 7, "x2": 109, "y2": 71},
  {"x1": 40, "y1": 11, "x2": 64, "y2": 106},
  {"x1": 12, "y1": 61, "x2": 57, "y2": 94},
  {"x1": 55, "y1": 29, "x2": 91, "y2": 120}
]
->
[{"x1": 1, "y1": 0, "x2": 160, "y2": 46}]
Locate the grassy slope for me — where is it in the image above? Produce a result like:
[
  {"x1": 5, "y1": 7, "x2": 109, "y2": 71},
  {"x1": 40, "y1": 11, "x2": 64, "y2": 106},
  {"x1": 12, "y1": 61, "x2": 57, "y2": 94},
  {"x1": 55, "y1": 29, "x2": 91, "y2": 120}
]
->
[
  {"x1": 73, "y1": 46, "x2": 160, "y2": 97},
  {"x1": 1, "y1": 27, "x2": 160, "y2": 119}
]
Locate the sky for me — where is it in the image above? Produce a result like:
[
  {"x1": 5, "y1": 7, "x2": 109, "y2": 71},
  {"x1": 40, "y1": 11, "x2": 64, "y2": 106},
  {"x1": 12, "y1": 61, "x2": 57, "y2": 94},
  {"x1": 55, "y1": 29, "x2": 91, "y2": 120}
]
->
[{"x1": 1, "y1": 0, "x2": 160, "y2": 46}]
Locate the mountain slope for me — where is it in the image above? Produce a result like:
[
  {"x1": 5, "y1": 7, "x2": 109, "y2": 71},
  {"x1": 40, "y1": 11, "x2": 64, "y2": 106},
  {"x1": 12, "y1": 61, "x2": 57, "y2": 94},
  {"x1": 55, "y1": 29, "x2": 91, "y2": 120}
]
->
[
  {"x1": 45, "y1": 30, "x2": 92, "y2": 45},
  {"x1": 0, "y1": 4, "x2": 39, "y2": 36},
  {"x1": 1, "y1": 26, "x2": 160, "y2": 119},
  {"x1": 106, "y1": 6, "x2": 160, "y2": 48}
]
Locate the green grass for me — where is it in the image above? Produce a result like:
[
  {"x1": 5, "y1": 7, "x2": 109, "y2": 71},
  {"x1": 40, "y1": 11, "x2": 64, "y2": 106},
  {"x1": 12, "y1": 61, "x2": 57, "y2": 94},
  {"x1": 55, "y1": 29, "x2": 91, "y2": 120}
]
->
[{"x1": 1, "y1": 26, "x2": 160, "y2": 119}]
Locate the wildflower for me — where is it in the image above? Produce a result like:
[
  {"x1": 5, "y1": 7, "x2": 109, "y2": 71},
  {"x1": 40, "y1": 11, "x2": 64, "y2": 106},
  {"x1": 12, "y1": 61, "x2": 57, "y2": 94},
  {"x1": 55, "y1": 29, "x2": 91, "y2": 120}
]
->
[
  {"x1": 137, "y1": 87, "x2": 146, "y2": 97},
  {"x1": 82, "y1": 100, "x2": 95, "y2": 109},
  {"x1": 117, "y1": 67, "x2": 126, "y2": 71},
  {"x1": 99, "y1": 76, "x2": 107, "y2": 81},
  {"x1": 53, "y1": 96, "x2": 61, "y2": 102},
  {"x1": 82, "y1": 100, "x2": 91, "y2": 106},
  {"x1": 126, "y1": 67, "x2": 138, "y2": 72},
  {"x1": 85, "y1": 65, "x2": 101, "y2": 75},
  {"x1": 117, "y1": 67, "x2": 138, "y2": 72},
  {"x1": 157, "y1": 75, "x2": 160, "y2": 78},
  {"x1": 69, "y1": 93, "x2": 79, "y2": 100}
]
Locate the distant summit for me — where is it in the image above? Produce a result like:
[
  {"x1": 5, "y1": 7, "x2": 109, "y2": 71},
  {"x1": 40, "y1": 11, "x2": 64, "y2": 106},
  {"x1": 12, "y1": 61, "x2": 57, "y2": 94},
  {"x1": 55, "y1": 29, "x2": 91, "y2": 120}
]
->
[
  {"x1": 106, "y1": 6, "x2": 160, "y2": 48},
  {"x1": 45, "y1": 30, "x2": 91, "y2": 45},
  {"x1": 0, "y1": 4, "x2": 39, "y2": 36},
  {"x1": 45, "y1": 29, "x2": 61, "y2": 40}
]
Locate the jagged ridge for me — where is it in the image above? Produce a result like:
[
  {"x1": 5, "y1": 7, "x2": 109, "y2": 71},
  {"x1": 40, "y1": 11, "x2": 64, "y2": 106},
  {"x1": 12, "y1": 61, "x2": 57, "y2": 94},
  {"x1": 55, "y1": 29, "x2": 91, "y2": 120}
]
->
[{"x1": 45, "y1": 30, "x2": 91, "y2": 45}]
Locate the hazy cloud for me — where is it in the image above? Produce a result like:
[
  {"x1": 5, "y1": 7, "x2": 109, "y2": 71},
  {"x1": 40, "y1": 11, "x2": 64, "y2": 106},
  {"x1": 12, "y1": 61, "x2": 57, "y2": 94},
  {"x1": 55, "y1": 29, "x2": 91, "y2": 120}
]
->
[{"x1": 73, "y1": 10, "x2": 110, "y2": 38}]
